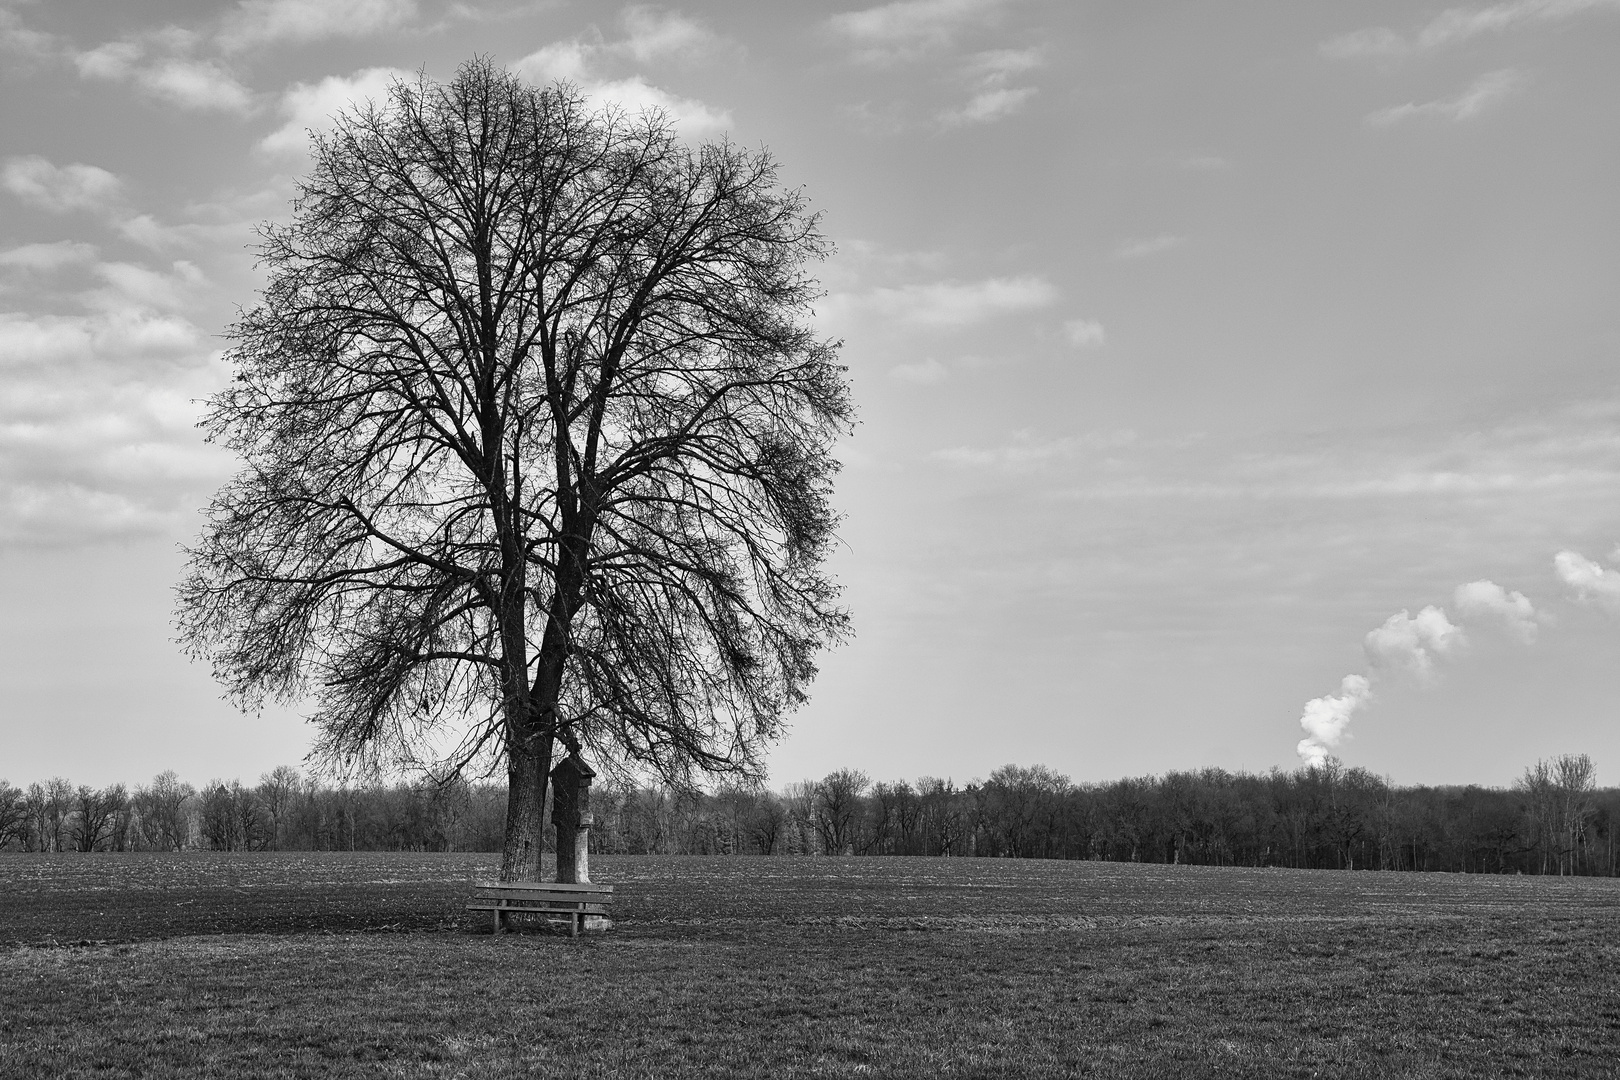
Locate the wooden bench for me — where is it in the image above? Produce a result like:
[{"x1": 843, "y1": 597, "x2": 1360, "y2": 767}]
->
[{"x1": 466, "y1": 881, "x2": 613, "y2": 937}]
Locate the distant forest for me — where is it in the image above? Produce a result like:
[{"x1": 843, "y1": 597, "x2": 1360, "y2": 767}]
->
[{"x1": 2, "y1": 755, "x2": 1614, "y2": 876}]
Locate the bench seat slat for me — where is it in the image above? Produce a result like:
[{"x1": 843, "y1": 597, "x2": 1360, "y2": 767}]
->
[{"x1": 466, "y1": 901, "x2": 611, "y2": 914}]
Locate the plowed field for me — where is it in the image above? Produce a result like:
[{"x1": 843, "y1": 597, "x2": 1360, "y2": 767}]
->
[{"x1": 2, "y1": 854, "x2": 1617, "y2": 1078}]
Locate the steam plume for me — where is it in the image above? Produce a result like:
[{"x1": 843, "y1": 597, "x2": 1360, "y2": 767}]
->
[
  {"x1": 1363, "y1": 605, "x2": 1463, "y2": 675},
  {"x1": 1554, "y1": 550, "x2": 1620, "y2": 604},
  {"x1": 1454, "y1": 579, "x2": 1540, "y2": 641},
  {"x1": 1296, "y1": 674, "x2": 1372, "y2": 767},
  {"x1": 1296, "y1": 580, "x2": 1538, "y2": 766}
]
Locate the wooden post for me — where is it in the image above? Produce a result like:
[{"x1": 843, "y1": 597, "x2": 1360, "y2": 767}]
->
[{"x1": 550, "y1": 754, "x2": 597, "y2": 885}]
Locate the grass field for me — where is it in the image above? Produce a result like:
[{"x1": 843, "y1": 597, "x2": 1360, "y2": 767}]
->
[{"x1": 2, "y1": 854, "x2": 1617, "y2": 1078}]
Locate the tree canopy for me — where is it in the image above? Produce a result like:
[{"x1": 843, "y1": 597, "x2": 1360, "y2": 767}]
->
[{"x1": 176, "y1": 59, "x2": 852, "y2": 880}]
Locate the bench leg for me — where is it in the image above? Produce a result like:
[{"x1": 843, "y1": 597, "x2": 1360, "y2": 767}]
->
[
  {"x1": 493, "y1": 906, "x2": 504, "y2": 935},
  {"x1": 571, "y1": 911, "x2": 580, "y2": 938}
]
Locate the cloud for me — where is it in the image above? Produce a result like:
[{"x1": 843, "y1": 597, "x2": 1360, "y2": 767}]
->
[
  {"x1": 0, "y1": 8, "x2": 58, "y2": 57},
  {"x1": 514, "y1": 11, "x2": 731, "y2": 135},
  {"x1": 520, "y1": 40, "x2": 594, "y2": 81},
  {"x1": 260, "y1": 68, "x2": 409, "y2": 155},
  {"x1": 0, "y1": 242, "x2": 98, "y2": 274},
  {"x1": 829, "y1": 0, "x2": 1013, "y2": 62},
  {"x1": 937, "y1": 47, "x2": 1041, "y2": 126},
  {"x1": 940, "y1": 86, "x2": 1036, "y2": 126},
  {"x1": 1364, "y1": 605, "x2": 1465, "y2": 674},
  {"x1": 0, "y1": 157, "x2": 205, "y2": 253},
  {"x1": 1366, "y1": 69, "x2": 1525, "y2": 127},
  {"x1": 1296, "y1": 674, "x2": 1372, "y2": 768},
  {"x1": 1115, "y1": 235, "x2": 1185, "y2": 260},
  {"x1": 2, "y1": 157, "x2": 124, "y2": 215},
  {"x1": 92, "y1": 260, "x2": 208, "y2": 313},
  {"x1": 930, "y1": 429, "x2": 1135, "y2": 469},
  {"x1": 577, "y1": 77, "x2": 732, "y2": 135},
  {"x1": 140, "y1": 59, "x2": 257, "y2": 113},
  {"x1": 1453, "y1": 579, "x2": 1541, "y2": 641},
  {"x1": 1323, "y1": 0, "x2": 1620, "y2": 58},
  {"x1": 838, "y1": 275, "x2": 1057, "y2": 329},
  {"x1": 1062, "y1": 318, "x2": 1106, "y2": 348},
  {"x1": 521, "y1": 7, "x2": 721, "y2": 77},
  {"x1": 889, "y1": 358, "x2": 949, "y2": 385},
  {"x1": 74, "y1": 40, "x2": 255, "y2": 114},
  {"x1": 617, "y1": 6, "x2": 719, "y2": 63},
  {"x1": 0, "y1": 275, "x2": 229, "y2": 545},
  {"x1": 1554, "y1": 549, "x2": 1620, "y2": 605},
  {"x1": 217, "y1": 0, "x2": 419, "y2": 52},
  {"x1": 1322, "y1": 27, "x2": 1411, "y2": 59}
]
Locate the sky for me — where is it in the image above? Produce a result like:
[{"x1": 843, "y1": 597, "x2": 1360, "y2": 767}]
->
[{"x1": 2, "y1": 0, "x2": 1619, "y2": 792}]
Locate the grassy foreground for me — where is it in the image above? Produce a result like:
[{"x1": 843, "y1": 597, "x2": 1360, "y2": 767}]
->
[{"x1": 2, "y1": 854, "x2": 1617, "y2": 1078}]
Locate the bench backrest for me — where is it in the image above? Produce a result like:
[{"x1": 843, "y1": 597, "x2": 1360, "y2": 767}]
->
[{"x1": 471, "y1": 881, "x2": 613, "y2": 902}]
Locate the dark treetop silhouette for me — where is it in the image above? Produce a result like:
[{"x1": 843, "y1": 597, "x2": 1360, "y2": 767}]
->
[{"x1": 176, "y1": 59, "x2": 852, "y2": 882}]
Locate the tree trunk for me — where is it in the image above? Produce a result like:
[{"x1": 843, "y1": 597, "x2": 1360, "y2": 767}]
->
[{"x1": 500, "y1": 727, "x2": 555, "y2": 882}]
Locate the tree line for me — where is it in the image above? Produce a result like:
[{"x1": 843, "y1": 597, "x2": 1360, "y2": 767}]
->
[{"x1": 2, "y1": 754, "x2": 1612, "y2": 875}]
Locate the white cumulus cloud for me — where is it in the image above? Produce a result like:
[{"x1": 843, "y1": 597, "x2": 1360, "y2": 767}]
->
[
  {"x1": 0, "y1": 289, "x2": 228, "y2": 545},
  {"x1": 2, "y1": 157, "x2": 125, "y2": 215},
  {"x1": 260, "y1": 68, "x2": 409, "y2": 155},
  {"x1": 74, "y1": 39, "x2": 255, "y2": 114},
  {"x1": 141, "y1": 58, "x2": 257, "y2": 113},
  {"x1": 577, "y1": 77, "x2": 732, "y2": 135}
]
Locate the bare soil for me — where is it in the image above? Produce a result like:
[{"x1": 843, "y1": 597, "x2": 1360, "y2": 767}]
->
[{"x1": 1, "y1": 854, "x2": 1616, "y2": 1077}]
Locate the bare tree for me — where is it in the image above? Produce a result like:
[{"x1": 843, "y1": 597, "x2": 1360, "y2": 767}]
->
[
  {"x1": 135, "y1": 771, "x2": 195, "y2": 851},
  {"x1": 917, "y1": 776, "x2": 964, "y2": 856},
  {"x1": 0, "y1": 781, "x2": 26, "y2": 850},
  {"x1": 200, "y1": 782, "x2": 238, "y2": 851},
  {"x1": 1516, "y1": 759, "x2": 1557, "y2": 874},
  {"x1": 38, "y1": 777, "x2": 72, "y2": 852},
  {"x1": 746, "y1": 790, "x2": 786, "y2": 855},
  {"x1": 258, "y1": 766, "x2": 301, "y2": 850},
  {"x1": 176, "y1": 60, "x2": 851, "y2": 881},
  {"x1": 1552, "y1": 753, "x2": 1597, "y2": 875},
  {"x1": 812, "y1": 768, "x2": 869, "y2": 855},
  {"x1": 22, "y1": 783, "x2": 47, "y2": 851},
  {"x1": 984, "y1": 764, "x2": 1071, "y2": 859},
  {"x1": 71, "y1": 784, "x2": 126, "y2": 852},
  {"x1": 777, "y1": 780, "x2": 817, "y2": 854}
]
